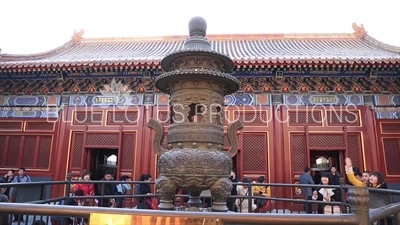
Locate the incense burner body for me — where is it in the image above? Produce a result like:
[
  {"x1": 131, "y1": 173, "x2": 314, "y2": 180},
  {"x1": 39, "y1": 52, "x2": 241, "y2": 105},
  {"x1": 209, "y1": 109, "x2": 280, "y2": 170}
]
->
[{"x1": 147, "y1": 17, "x2": 242, "y2": 212}]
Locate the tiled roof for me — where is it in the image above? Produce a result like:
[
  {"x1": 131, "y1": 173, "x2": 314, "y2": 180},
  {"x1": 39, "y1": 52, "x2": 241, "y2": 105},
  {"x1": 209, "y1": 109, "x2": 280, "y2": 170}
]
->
[{"x1": 1, "y1": 25, "x2": 400, "y2": 69}]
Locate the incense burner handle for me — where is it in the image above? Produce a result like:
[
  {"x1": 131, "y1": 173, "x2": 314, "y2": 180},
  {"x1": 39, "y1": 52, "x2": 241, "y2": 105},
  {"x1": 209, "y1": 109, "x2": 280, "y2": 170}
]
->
[
  {"x1": 225, "y1": 120, "x2": 243, "y2": 158},
  {"x1": 147, "y1": 118, "x2": 167, "y2": 155}
]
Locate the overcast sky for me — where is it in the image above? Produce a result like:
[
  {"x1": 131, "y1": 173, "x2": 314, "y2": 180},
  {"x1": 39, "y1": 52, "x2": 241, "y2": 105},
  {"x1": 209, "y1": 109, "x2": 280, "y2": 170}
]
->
[{"x1": 0, "y1": 0, "x2": 399, "y2": 54}]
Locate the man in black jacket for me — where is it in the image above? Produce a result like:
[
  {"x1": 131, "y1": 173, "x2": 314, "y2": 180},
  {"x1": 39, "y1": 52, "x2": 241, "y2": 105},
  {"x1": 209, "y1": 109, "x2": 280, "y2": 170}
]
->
[
  {"x1": 97, "y1": 170, "x2": 116, "y2": 207},
  {"x1": 328, "y1": 166, "x2": 341, "y2": 201},
  {"x1": 0, "y1": 179, "x2": 10, "y2": 225}
]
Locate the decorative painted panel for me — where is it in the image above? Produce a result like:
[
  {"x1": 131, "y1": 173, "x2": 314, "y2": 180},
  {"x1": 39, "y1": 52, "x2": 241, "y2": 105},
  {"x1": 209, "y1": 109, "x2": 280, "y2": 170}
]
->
[
  {"x1": 0, "y1": 76, "x2": 399, "y2": 94},
  {"x1": 68, "y1": 94, "x2": 144, "y2": 106},
  {"x1": 0, "y1": 96, "x2": 62, "y2": 107},
  {"x1": 283, "y1": 94, "x2": 364, "y2": 106},
  {"x1": 374, "y1": 95, "x2": 400, "y2": 106},
  {"x1": 0, "y1": 93, "x2": 399, "y2": 119},
  {"x1": 375, "y1": 107, "x2": 400, "y2": 119},
  {"x1": 0, "y1": 107, "x2": 59, "y2": 118}
]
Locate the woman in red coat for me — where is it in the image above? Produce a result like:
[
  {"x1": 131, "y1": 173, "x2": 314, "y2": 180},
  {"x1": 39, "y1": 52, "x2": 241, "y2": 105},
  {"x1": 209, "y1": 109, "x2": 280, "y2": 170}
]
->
[{"x1": 74, "y1": 170, "x2": 95, "y2": 206}]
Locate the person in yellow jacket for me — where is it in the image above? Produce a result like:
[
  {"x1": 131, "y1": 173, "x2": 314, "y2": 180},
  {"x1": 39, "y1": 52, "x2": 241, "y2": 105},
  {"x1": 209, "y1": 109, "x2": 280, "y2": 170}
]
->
[
  {"x1": 252, "y1": 176, "x2": 271, "y2": 212},
  {"x1": 345, "y1": 157, "x2": 387, "y2": 189}
]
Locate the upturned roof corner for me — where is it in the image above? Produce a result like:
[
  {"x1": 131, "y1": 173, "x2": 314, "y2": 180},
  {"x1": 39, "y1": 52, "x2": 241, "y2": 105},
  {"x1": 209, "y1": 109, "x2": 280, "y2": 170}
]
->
[
  {"x1": 352, "y1": 23, "x2": 367, "y2": 39},
  {"x1": 72, "y1": 29, "x2": 85, "y2": 43}
]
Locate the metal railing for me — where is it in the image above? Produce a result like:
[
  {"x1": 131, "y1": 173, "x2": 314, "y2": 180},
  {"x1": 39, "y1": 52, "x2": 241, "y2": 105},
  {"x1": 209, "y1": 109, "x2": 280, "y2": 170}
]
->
[
  {"x1": 0, "y1": 203, "x2": 359, "y2": 225},
  {"x1": 0, "y1": 177, "x2": 399, "y2": 225},
  {"x1": 367, "y1": 188, "x2": 400, "y2": 225}
]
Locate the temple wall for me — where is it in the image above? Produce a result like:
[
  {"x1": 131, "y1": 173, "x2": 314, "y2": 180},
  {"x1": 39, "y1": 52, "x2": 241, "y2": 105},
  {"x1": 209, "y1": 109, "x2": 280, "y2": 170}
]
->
[
  {"x1": 0, "y1": 118, "x2": 60, "y2": 196},
  {"x1": 376, "y1": 120, "x2": 400, "y2": 181},
  {"x1": 0, "y1": 92, "x2": 399, "y2": 198}
]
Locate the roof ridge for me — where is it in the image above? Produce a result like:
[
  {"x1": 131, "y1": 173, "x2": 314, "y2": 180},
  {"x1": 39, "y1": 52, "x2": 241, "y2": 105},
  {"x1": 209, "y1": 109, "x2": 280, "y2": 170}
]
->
[
  {"x1": 1, "y1": 31, "x2": 399, "y2": 62},
  {"x1": 79, "y1": 33, "x2": 359, "y2": 44},
  {"x1": 0, "y1": 40, "x2": 76, "y2": 61}
]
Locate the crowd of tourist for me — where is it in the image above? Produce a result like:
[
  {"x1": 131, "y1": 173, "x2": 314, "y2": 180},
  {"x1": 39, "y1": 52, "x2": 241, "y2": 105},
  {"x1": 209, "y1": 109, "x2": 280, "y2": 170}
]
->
[
  {"x1": 298, "y1": 157, "x2": 388, "y2": 214},
  {"x1": 0, "y1": 156, "x2": 395, "y2": 225}
]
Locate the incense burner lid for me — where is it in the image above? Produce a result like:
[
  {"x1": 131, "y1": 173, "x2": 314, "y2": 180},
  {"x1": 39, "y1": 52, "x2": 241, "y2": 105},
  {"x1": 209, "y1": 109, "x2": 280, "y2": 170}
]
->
[
  {"x1": 188, "y1": 16, "x2": 207, "y2": 37},
  {"x1": 154, "y1": 68, "x2": 240, "y2": 95}
]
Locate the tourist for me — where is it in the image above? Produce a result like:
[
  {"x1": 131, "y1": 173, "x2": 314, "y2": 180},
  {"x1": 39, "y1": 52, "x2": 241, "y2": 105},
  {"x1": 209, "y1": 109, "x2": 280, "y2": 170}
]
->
[
  {"x1": 51, "y1": 188, "x2": 85, "y2": 225},
  {"x1": 74, "y1": 170, "x2": 95, "y2": 206},
  {"x1": 314, "y1": 173, "x2": 337, "y2": 214},
  {"x1": 97, "y1": 170, "x2": 117, "y2": 208},
  {"x1": 328, "y1": 166, "x2": 341, "y2": 201},
  {"x1": 235, "y1": 177, "x2": 256, "y2": 213},
  {"x1": 252, "y1": 176, "x2": 271, "y2": 213},
  {"x1": 2, "y1": 170, "x2": 14, "y2": 201},
  {"x1": 299, "y1": 167, "x2": 317, "y2": 214},
  {"x1": 345, "y1": 157, "x2": 387, "y2": 188},
  {"x1": 115, "y1": 175, "x2": 132, "y2": 208},
  {"x1": 361, "y1": 171, "x2": 371, "y2": 184},
  {"x1": 0, "y1": 179, "x2": 10, "y2": 225},
  {"x1": 136, "y1": 174, "x2": 152, "y2": 209},
  {"x1": 9, "y1": 167, "x2": 31, "y2": 222},
  {"x1": 227, "y1": 170, "x2": 239, "y2": 211}
]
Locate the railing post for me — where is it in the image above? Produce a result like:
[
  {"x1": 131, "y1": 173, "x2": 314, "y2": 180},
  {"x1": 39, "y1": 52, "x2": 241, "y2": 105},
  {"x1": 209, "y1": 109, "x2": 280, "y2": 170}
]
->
[
  {"x1": 248, "y1": 182, "x2": 252, "y2": 213},
  {"x1": 348, "y1": 186, "x2": 370, "y2": 225},
  {"x1": 396, "y1": 211, "x2": 400, "y2": 225},
  {"x1": 65, "y1": 173, "x2": 72, "y2": 198},
  {"x1": 339, "y1": 177, "x2": 346, "y2": 213}
]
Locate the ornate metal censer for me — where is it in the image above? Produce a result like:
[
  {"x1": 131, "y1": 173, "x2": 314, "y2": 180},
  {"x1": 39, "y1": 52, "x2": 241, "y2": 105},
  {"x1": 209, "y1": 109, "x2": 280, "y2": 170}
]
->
[{"x1": 147, "y1": 16, "x2": 243, "y2": 212}]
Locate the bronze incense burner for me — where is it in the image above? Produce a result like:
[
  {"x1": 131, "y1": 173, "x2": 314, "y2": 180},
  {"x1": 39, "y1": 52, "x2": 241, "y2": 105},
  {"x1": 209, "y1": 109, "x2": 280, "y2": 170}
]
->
[{"x1": 147, "y1": 16, "x2": 243, "y2": 212}]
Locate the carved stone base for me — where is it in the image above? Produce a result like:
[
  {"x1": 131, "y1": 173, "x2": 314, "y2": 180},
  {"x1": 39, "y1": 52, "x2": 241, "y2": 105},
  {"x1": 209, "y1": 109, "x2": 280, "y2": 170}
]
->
[
  {"x1": 155, "y1": 175, "x2": 178, "y2": 210},
  {"x1": 211, "y1": 202, "x2": 228, "y2": 212},
  {"x1": 210, "y1": 178, "x2": 232, "y2": 212}
]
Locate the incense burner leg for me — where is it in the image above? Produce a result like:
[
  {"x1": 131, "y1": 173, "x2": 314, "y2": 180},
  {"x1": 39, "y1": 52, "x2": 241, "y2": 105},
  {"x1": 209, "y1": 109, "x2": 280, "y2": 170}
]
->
[
  {"x1": 155, "y1": 176, "x2": 177, "y2": 210},
  {"x1": 210, "y1": 178, "x2": 231, "y2": 212},
  {"x1": 187, "y1": 191, "x2": 203, "y2": 210}
]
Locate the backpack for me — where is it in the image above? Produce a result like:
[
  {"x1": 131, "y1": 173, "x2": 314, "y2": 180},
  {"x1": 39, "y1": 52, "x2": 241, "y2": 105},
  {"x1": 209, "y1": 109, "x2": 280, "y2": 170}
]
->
[{"x1": 119, "y1": 183, "x2": 128, "y2": 194}]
